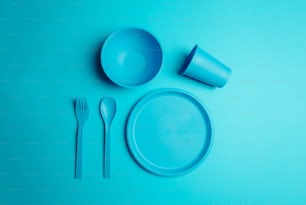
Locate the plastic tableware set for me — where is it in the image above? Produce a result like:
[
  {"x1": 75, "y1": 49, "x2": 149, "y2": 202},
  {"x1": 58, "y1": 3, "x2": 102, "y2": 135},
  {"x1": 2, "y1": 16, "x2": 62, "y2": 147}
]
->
[{"x1": 74, "y1": 28, "x2": 232, "y2": 179}]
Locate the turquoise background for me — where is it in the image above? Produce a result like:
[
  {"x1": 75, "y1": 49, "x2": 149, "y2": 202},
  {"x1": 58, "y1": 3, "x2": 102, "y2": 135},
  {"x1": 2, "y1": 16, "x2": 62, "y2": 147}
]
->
[{"x1": 1, "y1": 0, "x2": 306, "y2": 204}]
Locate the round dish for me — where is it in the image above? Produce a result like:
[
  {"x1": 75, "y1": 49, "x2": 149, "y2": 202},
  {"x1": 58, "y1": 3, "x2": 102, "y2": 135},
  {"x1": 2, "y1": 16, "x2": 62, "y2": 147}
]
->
[
  {"x1": 101, "y1": 28, "x2": 163, "y2": 87},
  {"x1": 126, "y1": 88, "x2": 213, "y2": 176}
]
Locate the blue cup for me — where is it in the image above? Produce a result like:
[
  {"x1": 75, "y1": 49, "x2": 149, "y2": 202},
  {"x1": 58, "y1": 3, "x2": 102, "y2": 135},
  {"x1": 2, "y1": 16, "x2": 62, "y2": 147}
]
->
[{"x1": 180, "y1": 45, "x2": 232, "y2": 88}]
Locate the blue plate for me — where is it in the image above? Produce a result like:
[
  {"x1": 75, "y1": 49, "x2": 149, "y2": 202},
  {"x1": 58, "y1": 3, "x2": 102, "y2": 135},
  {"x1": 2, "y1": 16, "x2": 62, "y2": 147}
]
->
[
  {"x1": 126, "y1": 88, "x2": 213, "y2": 176},
  {"x1": 101, "y1": 28, "x2": 163, "y2": 87}
]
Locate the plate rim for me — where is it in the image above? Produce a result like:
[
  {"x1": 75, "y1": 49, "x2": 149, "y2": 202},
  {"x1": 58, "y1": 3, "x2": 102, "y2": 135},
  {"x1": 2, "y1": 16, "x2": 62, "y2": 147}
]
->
[{"x1": 126, "y1": 88, "x2": 214, "y2": 177}]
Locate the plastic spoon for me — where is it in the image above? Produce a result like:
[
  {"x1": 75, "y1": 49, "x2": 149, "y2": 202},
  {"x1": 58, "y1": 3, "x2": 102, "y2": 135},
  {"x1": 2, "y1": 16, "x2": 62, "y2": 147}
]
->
[{"x1": 100, "y1": 97, "x2": 117, "y2": 178}]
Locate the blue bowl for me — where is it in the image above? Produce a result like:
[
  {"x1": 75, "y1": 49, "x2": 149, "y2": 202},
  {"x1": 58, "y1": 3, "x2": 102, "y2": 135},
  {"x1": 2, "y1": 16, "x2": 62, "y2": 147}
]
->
[{"x1": 101, "y1": 28, "x2": 163, "y2": 87}]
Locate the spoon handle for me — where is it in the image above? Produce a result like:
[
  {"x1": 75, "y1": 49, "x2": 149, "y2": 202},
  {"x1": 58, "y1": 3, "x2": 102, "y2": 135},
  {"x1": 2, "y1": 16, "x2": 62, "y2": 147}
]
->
[{"x1": 104, "y1": 125, "x2": 110, "y2": 178}]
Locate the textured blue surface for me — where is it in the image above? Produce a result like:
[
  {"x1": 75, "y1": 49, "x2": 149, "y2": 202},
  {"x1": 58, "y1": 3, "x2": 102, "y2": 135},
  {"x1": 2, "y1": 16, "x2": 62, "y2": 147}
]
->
[{"x1": 1, "y1": 0, "x2": 306, "y2": 204}]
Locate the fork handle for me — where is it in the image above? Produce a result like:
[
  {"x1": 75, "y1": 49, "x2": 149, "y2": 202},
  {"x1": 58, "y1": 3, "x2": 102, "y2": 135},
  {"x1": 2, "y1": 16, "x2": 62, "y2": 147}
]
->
[
  {"x1": 104, "y1": 125, "x2": 111, "y2": 178},
  {"x1": 75, "y1": 126, "x2": 83, "y2": 179}
]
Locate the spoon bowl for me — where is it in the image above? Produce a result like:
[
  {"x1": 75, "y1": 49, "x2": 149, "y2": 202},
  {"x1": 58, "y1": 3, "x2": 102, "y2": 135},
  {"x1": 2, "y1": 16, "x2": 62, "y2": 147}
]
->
[{"x1": 100, "y1": 97, "x2": 116, "y2": 124}]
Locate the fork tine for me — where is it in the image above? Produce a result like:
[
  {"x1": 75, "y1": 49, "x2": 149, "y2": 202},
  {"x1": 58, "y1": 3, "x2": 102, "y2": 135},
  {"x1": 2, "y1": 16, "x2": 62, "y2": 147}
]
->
[
  {"x1": 81, "y1": 98, "x2": 84, "y2": 110},
  {"x1": 80, "y1": 98, "x2": 83, "y2": 110},
  {"x1": 84, "y1": 98, "x2": 88, "y2": 110},
  {"x1": 82, "y1": 98, "x2": 86, "y2": 110},
  {"x1": 76, "y1": 97, "x2": 80, "y2": 110},
  {"x1": 79, "y1": 98, "x2": 82, "y2": 110},
  {"x1": 82, "y1": 98, "x2": 85, "y2": 110}
]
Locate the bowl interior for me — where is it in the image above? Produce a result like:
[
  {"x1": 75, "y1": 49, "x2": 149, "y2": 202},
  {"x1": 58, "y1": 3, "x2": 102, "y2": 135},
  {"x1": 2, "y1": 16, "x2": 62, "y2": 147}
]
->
[{"x1": 101, "y1": 28, "x2": 163, "y2": 87}]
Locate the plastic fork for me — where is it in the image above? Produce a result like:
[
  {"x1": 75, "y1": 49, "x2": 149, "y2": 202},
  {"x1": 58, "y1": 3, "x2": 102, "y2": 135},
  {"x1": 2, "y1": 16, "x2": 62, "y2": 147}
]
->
[{"x1": 74, "y1": 97, "x2": 89, "y2": 179}]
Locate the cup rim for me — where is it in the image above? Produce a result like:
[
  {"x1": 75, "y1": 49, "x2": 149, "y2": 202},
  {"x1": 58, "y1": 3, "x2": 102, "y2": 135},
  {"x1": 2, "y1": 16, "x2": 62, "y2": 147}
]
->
[{"x1": 180, "y1": 44, "x2": 199, "y2": 75}]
